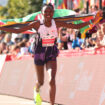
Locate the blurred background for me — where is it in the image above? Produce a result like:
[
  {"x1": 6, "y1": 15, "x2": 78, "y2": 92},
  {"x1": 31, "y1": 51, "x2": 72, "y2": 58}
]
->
[
  {"x1": 0, "y1": 0, "x2": 42, "y2": 19},
  {"x1": 0, "y1": 0, "x2": 105, "y2": 19}
]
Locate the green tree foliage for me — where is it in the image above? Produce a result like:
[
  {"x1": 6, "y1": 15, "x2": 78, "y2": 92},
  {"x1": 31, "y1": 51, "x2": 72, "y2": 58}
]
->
[
  {"x1": 28, "y1": 0, "x2": 43, "y2": 14},
  {"x1": 0, "y1": 6, "x2": 8, "y2": 19},
  {"x1": 0, "y1": 0, "x2": 42, "y2": 19},
  {"x1": 7, "y1": 0, "x2": 30, "y2": 18}
]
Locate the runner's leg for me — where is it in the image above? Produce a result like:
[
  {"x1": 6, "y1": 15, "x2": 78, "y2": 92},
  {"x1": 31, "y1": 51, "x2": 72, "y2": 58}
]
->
[
  {"x1": 34, "y1": 65, "x2": 44, "y2": 92},
  {"x1": 46, "y1": 60, "x2": 57, "y2": 105}
]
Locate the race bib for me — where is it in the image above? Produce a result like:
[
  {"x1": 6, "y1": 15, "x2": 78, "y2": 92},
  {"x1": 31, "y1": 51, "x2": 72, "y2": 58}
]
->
[{"x1": 42, "y1": 38, "x2": 55, "y2": 47}]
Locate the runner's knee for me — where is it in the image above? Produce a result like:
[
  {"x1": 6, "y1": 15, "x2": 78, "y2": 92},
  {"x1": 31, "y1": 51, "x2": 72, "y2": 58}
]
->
[
  {"x1": 49, "y1": 79, "x2": 56, "y2": 86},
  {"x1": 38, "y1": 81, "x2": 44, "y2": 86}
]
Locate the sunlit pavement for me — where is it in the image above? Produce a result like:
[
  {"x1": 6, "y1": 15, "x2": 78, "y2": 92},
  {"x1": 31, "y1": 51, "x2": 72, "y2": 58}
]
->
[{"x1": 0, "y1": 95, "x2": 51, "y2": 105}]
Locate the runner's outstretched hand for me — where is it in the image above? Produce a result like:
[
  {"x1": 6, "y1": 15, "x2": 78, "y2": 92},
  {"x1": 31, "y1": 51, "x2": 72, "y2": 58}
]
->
[{"x1": 93, "y1": 10, "x2": 103, "y2": 24}]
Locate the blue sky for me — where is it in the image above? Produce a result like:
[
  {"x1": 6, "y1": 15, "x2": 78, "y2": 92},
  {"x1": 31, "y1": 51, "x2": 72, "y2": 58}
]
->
[{"x1": 0, "y1": 0, "x2": 8, "y2": 6}]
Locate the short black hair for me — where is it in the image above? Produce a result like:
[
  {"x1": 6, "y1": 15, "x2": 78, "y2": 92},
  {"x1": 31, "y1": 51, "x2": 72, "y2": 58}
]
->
[{"x1": 41, "y1": 3, "x2": 54, "y2": 13}]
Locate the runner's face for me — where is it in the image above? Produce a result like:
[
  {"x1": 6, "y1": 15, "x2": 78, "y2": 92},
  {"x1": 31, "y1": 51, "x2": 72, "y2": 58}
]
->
[{"x1": 42, "y1": 6, "x2": 54, "y2": 21}]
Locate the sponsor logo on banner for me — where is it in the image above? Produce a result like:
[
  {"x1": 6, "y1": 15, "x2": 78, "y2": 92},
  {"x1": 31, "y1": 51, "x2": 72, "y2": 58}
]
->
[{"x1": 0, "y1": 54, "x2": 6, "y2": 74}]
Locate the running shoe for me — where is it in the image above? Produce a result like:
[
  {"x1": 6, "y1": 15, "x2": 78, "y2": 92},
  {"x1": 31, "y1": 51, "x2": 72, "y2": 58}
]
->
[{"x1": 34, "y1": 86, "x2": 42, "y2": 105}]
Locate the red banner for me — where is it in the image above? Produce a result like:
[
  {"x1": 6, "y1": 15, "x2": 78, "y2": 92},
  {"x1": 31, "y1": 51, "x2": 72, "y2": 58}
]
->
[
  {"x1": 59, "y1": 47, "x2": 105, "y2": 57},
  {"x1": 1, "y1": 54, "x2": 105, "y2": 105},
  {"x1": 2, "y1": 47, "x2": 105, "y2": 62}
]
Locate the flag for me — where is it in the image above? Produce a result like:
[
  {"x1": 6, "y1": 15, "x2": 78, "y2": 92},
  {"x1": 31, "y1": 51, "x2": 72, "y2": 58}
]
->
[
  {"x1": 74, "y1": 17, "x2": 92, "y2": 39},
  {"x1": 89, "y1": 0, "x2": 94, "y2": 6},
  {"x1": 73, "y1": 0, "x2": 79, "y2": 9},
  {"x1": 96, "y1": 0, "x2": 99, "y2": 6},
  {"x1": 0, "y1": 9, "x2": 76, "y2": 27},
  {"x1": 0, "y1": 9, "x2": 101, "y2": 36},
  {"x1": 73, "y1": 0, "x2": 84, "y2": 9},
  {"x1": 67, "y1": 0, "x2": 73, "y2": 9},
  {"x1": 74, "y1": 15, "x2": 102, "y2": 39},
  {"x1": 94, "y1": 0, "x2": 105, "y2": 7},
  {"x1": 43, "y1": 0, "x2": 68, "y2": 9},
  {"x1": 55, "y1": 0, "x2": 67, "y2": 9},
  {"x1": 79, "y1": 0, "x2": 84, "y2": 9},
  {"x1": 102, "y1": 0, "x2": 105, "y2": 6}
]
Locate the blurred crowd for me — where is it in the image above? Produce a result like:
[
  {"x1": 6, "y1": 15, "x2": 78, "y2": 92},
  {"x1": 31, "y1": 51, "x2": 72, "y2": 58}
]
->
[
  {"x1": 57, "y1": 23, "x2": 105, "y2": 50},
  {"x1": 57, "y1": 5, "x2": 105, "y2": 50},
  {"x1": 0, "y1": 31, "x2": 36, "y2": 59},
  {"x1": 0, "y1": 5, "x2": 105, "y2": 58}
]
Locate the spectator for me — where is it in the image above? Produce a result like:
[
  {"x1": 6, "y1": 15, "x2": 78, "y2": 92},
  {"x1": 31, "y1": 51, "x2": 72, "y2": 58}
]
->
[
  {"x1": 0, "y1": 31, "x2": 6, "y2": 43},
  {"x1": 90, "y1": 5, "x2": 98, "y2": 14},
  {"x1": 11, "y1": 45, "x2": 21, "y2": 59},
  {"x1": 72, "y1": 30, "x2": 83, "y2": 50},
  {"x1": 22, "y1": 34, "x2": 30, "y2": 41},
  {"x1": 101, "y1": 23, "x2": 105, "y2": 35},
  {"x1": 57, "y1": 27, "x2": 68, "y2": 50},
  {"x1": 18, "y1": 41, "x2": 29, "y2": 55},
  {"x1": 28, "y1": 35, "x2": 35, "y2": 54},
  {"x1": 81, "y1": 33, "x2": 97, "y2": 49},
  {"x1": 0, "y1": 42, "x2": 7, "y2": 54},
  {"x1": 11, "y1": 33, "x2": 22, "y2": 44},
  {"x1": 67, "y1": 29, "x2": 74, "y2": 49},
  {"x1": 3, "y1": 45, "x2": 9, "y2": 54},
  {"x1": 3, "y1": 33, "x2": 14, "y2": 46},
  {"x1": 81, "y1": 38, "x2": 90, "y2": 49},
  {"x1": 102, "y1": 6, "x2": 105, "y2": 20},
  {"x1": 95, "y1": 29, "x2": 105, "y2": 48},
  {"x1": 97, "y1": 23, "x2": 105, "y2": 46},
  {"x1": 89, "y1": 33, "x2": 97, "y2": 47}
]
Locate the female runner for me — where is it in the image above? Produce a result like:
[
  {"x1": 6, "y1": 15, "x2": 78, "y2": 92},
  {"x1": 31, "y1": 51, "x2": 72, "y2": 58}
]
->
[{"x1": 0, "y1": 3, "x2": 101, "y2": 105}]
